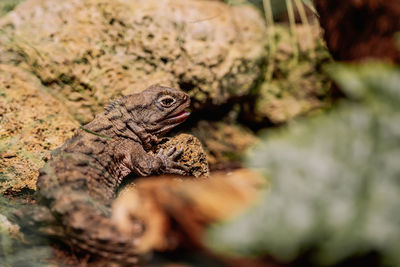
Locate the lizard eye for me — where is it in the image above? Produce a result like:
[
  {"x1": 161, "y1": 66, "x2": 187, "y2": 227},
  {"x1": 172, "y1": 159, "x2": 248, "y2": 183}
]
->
[{"x1": 158, "y1": 95, "x2": 176, "y2": 107}]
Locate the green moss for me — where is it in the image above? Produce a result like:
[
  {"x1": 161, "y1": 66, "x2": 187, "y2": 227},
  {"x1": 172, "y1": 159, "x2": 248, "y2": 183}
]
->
[
  {"x1": 0, "y1": 87, "x2": 6, "y2": 98},
  {"x1": 0, "y1": 0, "x2": 25, "y2": 17}
]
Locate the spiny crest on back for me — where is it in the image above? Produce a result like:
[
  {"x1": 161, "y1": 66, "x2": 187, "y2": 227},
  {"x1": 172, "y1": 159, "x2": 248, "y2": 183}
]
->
[{"x1": 104, "y1": 98, "x2": 123, "y2": 113}]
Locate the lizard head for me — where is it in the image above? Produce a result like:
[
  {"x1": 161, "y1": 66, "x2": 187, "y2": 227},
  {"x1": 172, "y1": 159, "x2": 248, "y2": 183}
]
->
[{"x1": 123, "y1": 84, "x2": 191, "y2": 138}]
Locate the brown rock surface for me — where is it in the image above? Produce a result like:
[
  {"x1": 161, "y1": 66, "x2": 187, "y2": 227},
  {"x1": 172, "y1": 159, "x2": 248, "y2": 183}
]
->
[
  {"x1": 0, "y1": 0, "x2": 266, "y2": 123},
  {"x1": 0, "y1": 64, "x2": 79, "y2": 194}
]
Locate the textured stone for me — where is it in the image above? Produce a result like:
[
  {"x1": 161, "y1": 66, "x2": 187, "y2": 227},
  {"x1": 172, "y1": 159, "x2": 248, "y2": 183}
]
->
[
  {"x1": 0, "y1": 0, "x2": 266, "y2": 123},
  {"x1": 0, "y1": 64, "x2": 79, "y2": 194},
  {"x1": 153, "y1": 134, "x2": 209, "y2": 177},
  {"x1": 253, "y1": 25, "x2": 332, "y2": 124}
]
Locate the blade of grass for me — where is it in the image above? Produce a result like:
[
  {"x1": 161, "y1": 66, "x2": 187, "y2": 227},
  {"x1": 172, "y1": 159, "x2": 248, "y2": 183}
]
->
[
  {"x1": 294, "y1": 0, "x2": 315, "y2": 59},
  {"x1": 263, "y1": 0, "x2": 276, "y2": 81},
  {"x1": 285, "y1": 0, "x2": 299, "y2": 64},
  {"x1": 301, "y1": 0, "x2": 318, "y2": 17}
]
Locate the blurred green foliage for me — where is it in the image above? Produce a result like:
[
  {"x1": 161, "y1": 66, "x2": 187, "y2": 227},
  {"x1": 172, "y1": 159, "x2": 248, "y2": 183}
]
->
[
  {"x1": 206, "y1": 63, "x2": 400, "y2": 266},
  {"x1": 0, "y1": 0, "x2": 24, "y2": 17}
]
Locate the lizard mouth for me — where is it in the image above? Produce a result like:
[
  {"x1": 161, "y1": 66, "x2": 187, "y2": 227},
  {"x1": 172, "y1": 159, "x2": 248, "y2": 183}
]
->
[
  {"x1": 165, "y1": 109, "x2": 191, "y2": 124},
  {"x1": 164, "y1": 102, "x2": 191, "y2": 124},
  {"x1": 152, "y1": 101, "x2": 191, "y2": 136}
]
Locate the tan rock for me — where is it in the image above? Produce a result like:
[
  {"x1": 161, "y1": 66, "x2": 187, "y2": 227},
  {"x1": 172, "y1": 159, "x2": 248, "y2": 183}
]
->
[
  {"x1": 0, "y1": 0, "x2": 266, "y2": 123},
  {"x1": 0, "y1": 64, "x2": 79, "y2": 194}
]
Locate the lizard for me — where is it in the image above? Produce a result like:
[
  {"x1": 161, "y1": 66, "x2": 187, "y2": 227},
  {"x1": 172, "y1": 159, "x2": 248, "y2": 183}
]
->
[{"x1": 35, "y1": 84, "x2": 191, "y2": 264}]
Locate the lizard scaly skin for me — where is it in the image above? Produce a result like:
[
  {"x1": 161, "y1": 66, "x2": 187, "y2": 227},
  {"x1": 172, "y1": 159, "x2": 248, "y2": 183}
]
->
[{"x1": 36, "y1": 84, "x2": 191, "y2": 264}]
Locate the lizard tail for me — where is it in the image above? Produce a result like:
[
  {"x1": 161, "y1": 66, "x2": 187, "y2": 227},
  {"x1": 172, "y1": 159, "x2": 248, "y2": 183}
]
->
[{"x1": 49, "y1": 191, "x2": 150, "y2": 265}]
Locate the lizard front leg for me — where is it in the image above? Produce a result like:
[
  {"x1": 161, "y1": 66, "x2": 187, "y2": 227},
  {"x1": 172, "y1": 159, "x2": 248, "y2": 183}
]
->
[{"x1": 113, "y1": 139, "x2": 188, "y2": 177}]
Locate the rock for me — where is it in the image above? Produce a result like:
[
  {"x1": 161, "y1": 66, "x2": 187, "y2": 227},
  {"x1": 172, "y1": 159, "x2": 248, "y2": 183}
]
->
[
  {"x1": 153, "y1": 134, "x2": 209, "y2": 177},
  {"x1": 191, "y1": 121, "x2": 257, "y2": 170},
  {"x1": 251, "y1": 24, "x2": 332, "y2": 124},
  {"x1": 0, "y1": 64, "x2": 79, "y2": 194},
  {"x1": 0, "y1": 0, "x2": 266, "y2": 123}
]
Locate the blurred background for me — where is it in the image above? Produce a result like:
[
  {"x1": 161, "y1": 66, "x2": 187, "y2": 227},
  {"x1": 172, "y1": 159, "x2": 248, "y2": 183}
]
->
[{"x1": 0, "y1": 0, "x2": 399, "y2": 266}]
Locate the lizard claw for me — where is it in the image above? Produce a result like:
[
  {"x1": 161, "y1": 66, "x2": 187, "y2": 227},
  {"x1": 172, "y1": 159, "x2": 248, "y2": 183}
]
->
[
  {"x1": 156, "y1": 146, "x2": 189, "y2": 176},
  {"x1": 165, "y1": 147, "x2": 176, "y2": 157},
  {"x1": 157, "y1": 148, "x2": 164, "y2": 157},
  {"x1": 169, "y1": 159, "x2": 190, "y2": 171},
  {"x1": 169, "y1": 147, "x2": 183, "y2": 160},
  {"x1": 167, "y1": 168, "x2": 187, "y2": 176}
]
